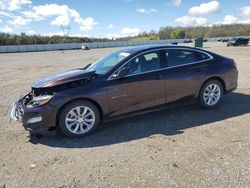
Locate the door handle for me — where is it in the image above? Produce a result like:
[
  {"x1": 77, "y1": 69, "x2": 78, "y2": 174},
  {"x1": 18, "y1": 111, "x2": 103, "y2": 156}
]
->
[
  {"x1": 190, "y1": 66, "x2": 207, "y2": 72},
  {"x1": 196, "y1": 68, "x2": 207, "y2": 72},
  {"x1": 196, "y1": 68, "x2": 203, "y2": 72},
  {"x1": 190, "y1": 67, "x2": 206, "y2": 72},
  {"x1": 155, "y1": 75, "x2": 162, "y2": 80}
]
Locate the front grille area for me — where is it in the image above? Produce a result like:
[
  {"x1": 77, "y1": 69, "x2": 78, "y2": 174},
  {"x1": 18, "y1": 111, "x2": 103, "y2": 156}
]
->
[
  {"x1": 17, "y1": 103, "x2": 24, "y2": 121},
  {"x1": 22, "y1": 92, "x2": 33, "y2": 105},
  {"x1": 12, "y1": 93, "x2": 33, "y2": 122}
]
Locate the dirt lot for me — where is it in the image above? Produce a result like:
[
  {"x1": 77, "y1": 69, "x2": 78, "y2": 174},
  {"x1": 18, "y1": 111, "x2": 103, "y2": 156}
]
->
[{"x1": 0, "y1": 43, "x2": 249, "y2": 188}]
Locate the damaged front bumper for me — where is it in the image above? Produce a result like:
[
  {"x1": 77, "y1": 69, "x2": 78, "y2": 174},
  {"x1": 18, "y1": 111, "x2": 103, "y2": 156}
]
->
[{"x1": 11, "y1": 93, "x2": 58, "y2": 135}]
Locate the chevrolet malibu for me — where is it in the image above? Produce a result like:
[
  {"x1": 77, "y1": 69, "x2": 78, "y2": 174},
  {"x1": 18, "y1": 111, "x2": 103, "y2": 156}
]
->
[{"x1": 11, "y1": 45, "x2": 238, "y2": 137}]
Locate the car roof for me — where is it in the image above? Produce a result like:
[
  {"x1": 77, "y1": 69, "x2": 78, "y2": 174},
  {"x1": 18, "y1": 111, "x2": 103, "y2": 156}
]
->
[{"x1": 120, "y1": 44, "x2": 201, "y2": 54}]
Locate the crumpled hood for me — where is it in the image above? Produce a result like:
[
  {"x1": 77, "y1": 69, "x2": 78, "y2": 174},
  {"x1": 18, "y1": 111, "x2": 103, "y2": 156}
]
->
[{"x1": 32, "y1": 69, "x2": 96, "y2": 88}]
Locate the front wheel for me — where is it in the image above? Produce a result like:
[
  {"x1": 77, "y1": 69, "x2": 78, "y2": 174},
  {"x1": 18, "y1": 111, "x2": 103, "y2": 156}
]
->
[
  {"x1": 58, "y1": 100, "x2": 100, "y2": 137},
  {"x1": 199, "y1": 80, "x2": 223, "y2": 109}
]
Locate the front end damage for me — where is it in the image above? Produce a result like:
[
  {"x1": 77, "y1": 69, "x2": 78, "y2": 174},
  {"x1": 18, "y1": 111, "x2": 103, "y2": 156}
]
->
[
  {"x1": 10, "y1": 69, "x2": 97, "y2": 135},
  {"x1": 11, "y1": 91, "x2": 58, "y2": 134}
]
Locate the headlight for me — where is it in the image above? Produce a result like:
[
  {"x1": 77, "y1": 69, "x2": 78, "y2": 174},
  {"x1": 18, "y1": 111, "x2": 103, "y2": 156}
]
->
[{"x1": 27, "y1": 95, "x2": 53, "y2": 108}]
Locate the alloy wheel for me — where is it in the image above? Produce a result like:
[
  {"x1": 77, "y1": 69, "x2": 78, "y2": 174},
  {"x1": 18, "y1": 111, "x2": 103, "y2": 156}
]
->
[
  {"x1": 203, "y1": 83, "x2": 221, "y2": 106},
  {"x1": 65, "y1": 106, "x2": 95, "y2": 134}
]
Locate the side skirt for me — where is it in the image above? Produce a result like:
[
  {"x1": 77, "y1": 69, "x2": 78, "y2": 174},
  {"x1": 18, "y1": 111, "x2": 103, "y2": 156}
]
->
[{"x1": 103, "y1": 96, "x2": 197, "y2": 123}]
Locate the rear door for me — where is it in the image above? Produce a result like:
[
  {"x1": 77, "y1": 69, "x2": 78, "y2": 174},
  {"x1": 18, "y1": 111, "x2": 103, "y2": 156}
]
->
[{"x1": 164, "y1": 48, "x2": 212, "y2": 103}]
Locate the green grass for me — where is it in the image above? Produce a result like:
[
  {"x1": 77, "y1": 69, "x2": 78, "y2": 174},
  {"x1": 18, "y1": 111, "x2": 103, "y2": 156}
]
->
[{"x1": 129, "y1": 35, "x2": 160, "y2": 41}]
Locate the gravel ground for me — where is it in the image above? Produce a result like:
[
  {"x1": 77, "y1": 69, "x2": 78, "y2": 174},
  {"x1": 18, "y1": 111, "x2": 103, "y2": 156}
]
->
[{"x1": 0, "y1": 43, "x2": 249, "y2": 188}]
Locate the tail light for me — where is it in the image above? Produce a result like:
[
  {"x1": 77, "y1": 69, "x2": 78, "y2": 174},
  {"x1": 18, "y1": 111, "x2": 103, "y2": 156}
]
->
[{"x1": 233, "y1": 61, "x2": 237, "y2": 68}]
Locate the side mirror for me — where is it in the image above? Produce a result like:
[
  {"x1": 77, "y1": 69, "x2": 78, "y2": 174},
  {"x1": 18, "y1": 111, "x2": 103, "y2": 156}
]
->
[{"x1": 112, "y1": 67, "x2": 130, "y2": 79}]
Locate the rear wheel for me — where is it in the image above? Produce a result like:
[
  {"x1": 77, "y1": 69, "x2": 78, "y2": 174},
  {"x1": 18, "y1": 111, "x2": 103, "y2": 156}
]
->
[
  {"x1": 58, "y1": 100, "x2": 100, "y2": 137},
  {"x1": 199, "y1": 80, "x2": 223, "y2": 109}
]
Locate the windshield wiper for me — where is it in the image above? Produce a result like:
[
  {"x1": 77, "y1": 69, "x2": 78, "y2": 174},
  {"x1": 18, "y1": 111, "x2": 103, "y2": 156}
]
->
[{"x1": 83, "y1": 63, "x2": 92, "y2": 70}]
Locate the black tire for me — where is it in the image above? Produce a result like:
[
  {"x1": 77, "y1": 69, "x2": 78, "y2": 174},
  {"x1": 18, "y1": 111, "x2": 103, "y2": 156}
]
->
[
  {"x1": 58, "y1": 100, "x2": 100, "y2": 138},
  {"x1": 199, "y1": 80, "x2": 223, "y2": 109}
]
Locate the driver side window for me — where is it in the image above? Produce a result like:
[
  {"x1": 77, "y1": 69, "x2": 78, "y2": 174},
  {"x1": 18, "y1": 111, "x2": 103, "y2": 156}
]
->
[{"x1": 126, "y1": 51, "x2": 160, "y2": 75}]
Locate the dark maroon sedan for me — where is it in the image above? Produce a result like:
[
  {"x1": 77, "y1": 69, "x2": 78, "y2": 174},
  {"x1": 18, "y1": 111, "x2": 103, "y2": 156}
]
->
[{"x1": 11, "y1": 45, "x2": 238, "y2": 137}]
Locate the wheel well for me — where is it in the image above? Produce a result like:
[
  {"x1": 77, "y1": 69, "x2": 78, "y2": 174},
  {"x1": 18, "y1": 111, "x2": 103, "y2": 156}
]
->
[
  {"x1": 56, "y1": 98, "x2": 103, "y2": 126},
  {"x1": 200, "y1": 77, "x2": 226, "y2": 95}
]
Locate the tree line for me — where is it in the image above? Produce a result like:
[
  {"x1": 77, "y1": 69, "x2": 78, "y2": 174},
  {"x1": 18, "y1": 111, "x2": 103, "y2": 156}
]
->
[
  {"x1": 159, "y1": 24, "x2": 250, "y2": 39},
  {"x1": 0, "y1": 24, "x2": 250, "y2": 45},
  {"x1": 0, "y1": 33, "x2": 110, "y2": 45},
  {"x1": 119, "y1": 24, "x2": 250, "y2": 40}
]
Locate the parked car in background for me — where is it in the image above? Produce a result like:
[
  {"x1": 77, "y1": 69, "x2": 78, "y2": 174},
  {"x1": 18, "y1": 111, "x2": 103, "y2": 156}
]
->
[
  {"x1": 227, "y1": 37, "x2": 249, "y2": 46},
  {"x1": 11, "y1": 45, "x2": 238, "y2": 137},
  {"x1": 82, "y1": 44, "x2": 90, "y2": 50},
  {"x1": 222, "y1": 38, "x2": 229, "y2": 43},
  {"x1": 183, "y1": 39, "x2": 193, "y2": 43},
  {"x1": 218, "y1": 38, "x2": 229, "y2": 42}
]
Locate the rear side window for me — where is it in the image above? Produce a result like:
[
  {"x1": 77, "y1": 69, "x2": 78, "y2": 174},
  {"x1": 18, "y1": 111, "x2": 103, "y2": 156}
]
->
[
  {"x1": 195, "y1": 51, "x2": 211, "y2": 61},
  {"x1": 166, "y1": 49, "x2": 211, "y2": 67}
]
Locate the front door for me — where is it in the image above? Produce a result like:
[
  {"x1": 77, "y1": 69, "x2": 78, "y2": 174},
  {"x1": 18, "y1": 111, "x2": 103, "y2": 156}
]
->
[{"x1": 106, "y1": 50, "x2": 166, "y2": 117}]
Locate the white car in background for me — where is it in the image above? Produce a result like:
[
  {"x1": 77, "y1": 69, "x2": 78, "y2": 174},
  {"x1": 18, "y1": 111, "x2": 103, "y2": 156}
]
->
[{"x1": 82, "y1": 44, "x2": 90, "y2": 50}]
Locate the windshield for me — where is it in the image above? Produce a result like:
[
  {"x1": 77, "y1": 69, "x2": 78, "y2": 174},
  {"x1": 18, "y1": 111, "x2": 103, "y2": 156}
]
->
[{"x1": 85, "y1": 51, "x2": 131, "y2": 74}]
